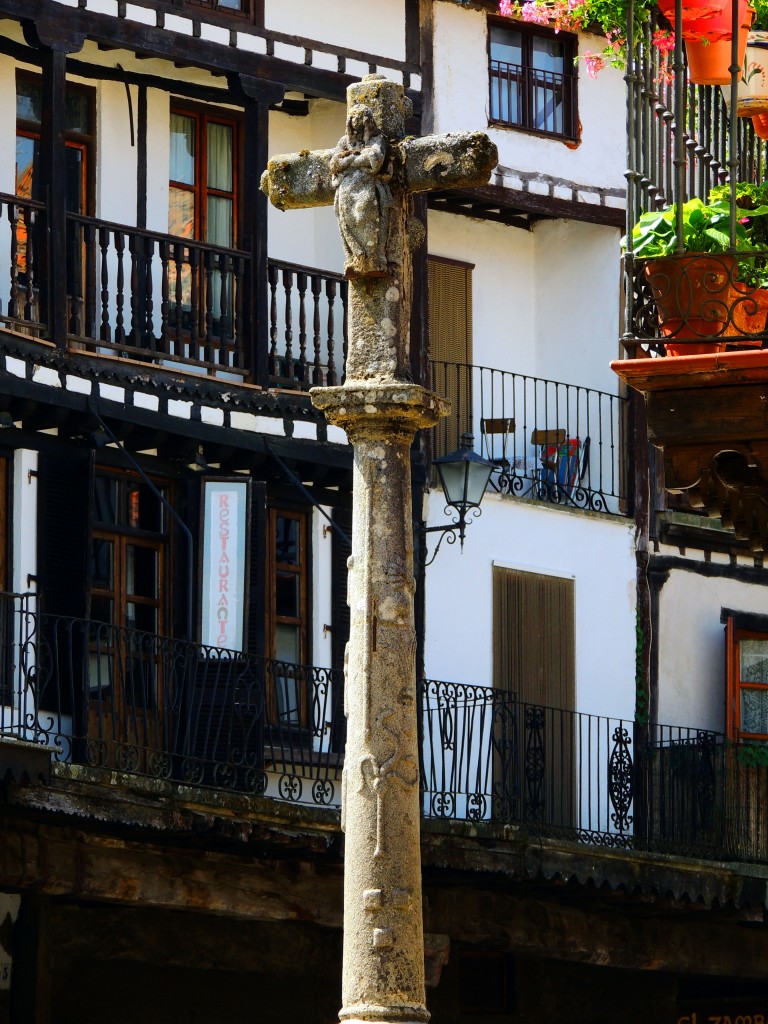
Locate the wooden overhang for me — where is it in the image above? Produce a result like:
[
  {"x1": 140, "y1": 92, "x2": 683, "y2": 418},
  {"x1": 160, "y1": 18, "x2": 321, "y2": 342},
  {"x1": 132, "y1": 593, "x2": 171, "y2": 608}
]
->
[
  {"x1": 612, "y1": 349, "x2": 768, "y2": 552},
  {"x1": 0, "y1": 0, "x2": 421, "y2": 110},
  {"x1": 428, "y1": 183, "x2": 627, "y2": 230},
  {"x1": 0, "y1": 331, "x2": 353, "y2": 494}
]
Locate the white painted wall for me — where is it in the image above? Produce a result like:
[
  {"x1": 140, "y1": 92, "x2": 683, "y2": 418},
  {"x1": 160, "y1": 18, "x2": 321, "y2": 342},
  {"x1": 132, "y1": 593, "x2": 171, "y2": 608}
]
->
[
  {"x1": 95, "y1": 79, "x2": 138, "y2": 225},
  {"x1": 267, "y1": 100, "x2": 347, "y2": 274},
  {"x1": 312, "y1": 506, "x2": 333, "y2": 668},
  {"x1": 656, "y1": 566, "x2": 768, "y2": 731},
  {"x1": 423, "y1": 489, "x2": 637, "y2": 720},
  {"x1": 12, "y1": 450, "x2": 37, "y2": 600},
  {"x1": 428, "y1": 210, "x2": 621, "y2": 391},
  {"x1": 264, "y1": 0, "x2": 406, "y2": 62},
  {"x1": 432, "y1": 0, "x2": 626, "y2": 193},
  {"x1": 146, "y1": 89, "x2": 171, "y2": 235}
]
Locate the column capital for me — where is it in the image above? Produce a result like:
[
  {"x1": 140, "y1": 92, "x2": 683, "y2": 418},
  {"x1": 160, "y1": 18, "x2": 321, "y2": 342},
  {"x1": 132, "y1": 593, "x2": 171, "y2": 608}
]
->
[{"x1": 311, "y1": 382, "x2": 449, "y2": 441}]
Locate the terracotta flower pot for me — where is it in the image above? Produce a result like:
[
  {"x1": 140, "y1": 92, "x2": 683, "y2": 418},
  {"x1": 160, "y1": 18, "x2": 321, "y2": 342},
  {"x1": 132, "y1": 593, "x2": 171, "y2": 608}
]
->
[
  {"x1": 684, "y1": 1, "x2": 754, "y2": 85},
  {"x1": 643, "y1": 253, "x2": 738, "y2": 355},
  {"x1": 753, "y1": 112, "x2": 768, "y2": 137},
  {"x1": 727, "y1": 281, "x2": 768, "y2": 344}
]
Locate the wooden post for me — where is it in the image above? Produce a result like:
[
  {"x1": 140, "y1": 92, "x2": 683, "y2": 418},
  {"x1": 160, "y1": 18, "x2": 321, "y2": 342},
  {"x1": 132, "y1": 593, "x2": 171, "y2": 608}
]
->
[{"x1": 40, "y1": 45, "x2": 69, "y2": 349}]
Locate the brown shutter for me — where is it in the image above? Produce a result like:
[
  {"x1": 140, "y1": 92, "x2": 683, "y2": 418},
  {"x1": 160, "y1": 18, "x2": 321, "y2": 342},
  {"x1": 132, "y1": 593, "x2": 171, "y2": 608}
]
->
[
  {"x1": 428, "y1": 256, "x2": 473, "y2": 456},
  {"x1": 492, "y1": 565, "x2": 575, "y2": 710}
]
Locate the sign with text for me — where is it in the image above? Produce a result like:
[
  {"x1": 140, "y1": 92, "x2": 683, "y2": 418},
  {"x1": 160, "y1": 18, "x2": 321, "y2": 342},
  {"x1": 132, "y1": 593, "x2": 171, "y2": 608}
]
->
[
  {"x1": 200, "y1": 478, "x2": 249, "y2": 652},
  {"x1": 677, "y1": 1009, "x2": 768, "y2": 1023}
]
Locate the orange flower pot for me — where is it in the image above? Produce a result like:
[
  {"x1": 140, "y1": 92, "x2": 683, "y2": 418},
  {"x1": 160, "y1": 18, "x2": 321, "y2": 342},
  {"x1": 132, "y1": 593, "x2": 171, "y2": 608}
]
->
[
  {"x1": 753, "y1": 112, "x2": 768, "y2": 136},
  {"x1": 683, "y1": 0, "x2": 754, "y2": 85},
  {"x1": 643, "y1": 253, "x2": 737, "y2": 355}
]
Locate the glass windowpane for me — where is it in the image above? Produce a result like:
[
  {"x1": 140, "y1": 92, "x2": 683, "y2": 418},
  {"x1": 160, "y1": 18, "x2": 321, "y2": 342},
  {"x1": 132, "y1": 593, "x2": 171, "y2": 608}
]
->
[
  {"x1": 532, "y1": 34, "x2": 565, "y2": 72},
  {"x1": 490, "y1": 26, "x2": 522, "y2": 66},
  {"x1": 741, "y1": 640, "x2": 768, "y2": 683},
  {"x1": 741, "y1": 687, "x2": 768, "y2": 735},
  {"x1": 92, "y1": 540, "x2": 114, "y2": 590},
  {"x1": 275, "y1": 622, "x2": 300, "y2": 664},
  {"x1": 170, "y1": 113, "x2": 196, "y2": 186},
  {"x1": 275, "y1": 517, "x2": 299, "y2": 565},
  {"x1": 126, "y1": 602, "x2": 157, "y2": 633},
  {"x1": 90, "y1": 595, "x2": 114, "y2": 625},
  {"x1": 16, "y1": 81, "x2": 42, "y2": 124},
  {"x1": 218, "y1": 0, "x2": 245, "y2": 8},
  {"x1": 94, "y1": 477, "x2": 119, "y2": 525},
  {"x1": 207, "y1": 196, "x2": 233, "y2": 248},
  {"x1": 65, "y1": 147, "x2": 84, "y2": 214},
  {"x1": 170, "y1": 186, "x2": 195, "y2": 240},
  {"x1": 207, "y1": 122, "x2": 233, "y2": 191},
  {"x1": 64, "y1": 92, "x2": 90, "y2": 134},
  {"x1": 275, "y1": 572, "x2": 298, "y2": 618},
  {"x1": 15, "y1": 136, "x2": 39, "y2": 201},
  {"x1": 126, "y1": 545, "x2": 158, "y2": 599}
]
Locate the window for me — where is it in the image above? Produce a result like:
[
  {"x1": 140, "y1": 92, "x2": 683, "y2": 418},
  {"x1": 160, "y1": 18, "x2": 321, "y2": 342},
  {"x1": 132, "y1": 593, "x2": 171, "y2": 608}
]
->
[
  {"x1": 725, "y1": 612, "x2": 768, "y2": 741},
  {"x1": 489, "y1": 22, "x2": 577, "y2": 139},
  {"x1": 267, "y1": 508, "x2": 309, "y2": 727},
  {"x1": 169, "y1": 104, "x2": 240, "y2": 340},
  {"x1": 183, "y1": 0, "x2": 262, "y2": 22}
]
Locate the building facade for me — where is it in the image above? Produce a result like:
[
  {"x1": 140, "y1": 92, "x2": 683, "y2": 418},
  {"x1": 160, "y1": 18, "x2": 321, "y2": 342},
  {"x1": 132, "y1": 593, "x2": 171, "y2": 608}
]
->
[{"x1": 0, "y1": 1, "x2": 767, "y2": 1022}]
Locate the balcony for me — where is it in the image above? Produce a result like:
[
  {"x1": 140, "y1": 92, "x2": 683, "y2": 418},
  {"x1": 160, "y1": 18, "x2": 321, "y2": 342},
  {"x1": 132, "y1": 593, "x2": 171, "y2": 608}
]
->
[
  {"x1": 0, "y1": 192, "x2": 347, "y2": 389},
  {"x1": 430, "y1": 359, "x2": 629, "y2": 516},
  {"x1": 3, "y1": 594, "x2": 766, "y2": 861}
]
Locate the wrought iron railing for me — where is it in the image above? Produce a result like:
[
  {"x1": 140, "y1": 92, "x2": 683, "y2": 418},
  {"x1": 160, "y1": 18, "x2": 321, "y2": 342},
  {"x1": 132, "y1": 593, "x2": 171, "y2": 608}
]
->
[
  {"x1": 0, "y1": 595, "x2": 344, "y2": 806},
  {"x1": 430, "y1": 359, "x2": 628, "y2": 515},
  {"x1": 622, "y1": 11, "x2": 768, "y2": 356},
  {"x1": 490, "y1": 59, "x2": 577, "y2": 139},
  {"x1": 5, "y1": 596, "x2": 768, "y2": 860},
  {"x1": 421, "y1": 679, "x2": 768, "y2": 862}
]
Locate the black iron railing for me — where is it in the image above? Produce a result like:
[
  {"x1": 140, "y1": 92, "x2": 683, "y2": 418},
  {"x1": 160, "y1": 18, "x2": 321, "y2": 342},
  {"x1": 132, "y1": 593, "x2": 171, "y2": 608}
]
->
[
  {"x1": 430, "y1": 359, "x2": 628, "y2": 515},
  {"x1": 0, "y1": 595, "x2": 344, "y2": 806},
  {"x1": 421, "y1": 679, "x2": 768, "y2": 862},
  {"x1": 622, "y1": 14, "x2": 768, "y2": 356},
  {"x1": 5, "y1": 595, "x2": 768, "y2": 860},
  {"x1": 490, "y1": 59, "x2": 577, "y2": 139}
]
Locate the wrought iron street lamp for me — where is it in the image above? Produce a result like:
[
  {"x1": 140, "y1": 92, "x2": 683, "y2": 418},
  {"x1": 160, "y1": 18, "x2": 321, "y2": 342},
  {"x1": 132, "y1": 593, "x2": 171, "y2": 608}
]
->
[{"x1": 422, "y1": 432, "x2": 494, "y2": 564}]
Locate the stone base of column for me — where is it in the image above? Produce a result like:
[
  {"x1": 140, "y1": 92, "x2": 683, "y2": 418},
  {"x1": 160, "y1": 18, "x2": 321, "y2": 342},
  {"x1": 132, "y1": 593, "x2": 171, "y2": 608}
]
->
[{"x1": 340, "y1": 1006, "x2": 431, "y2": 1024}]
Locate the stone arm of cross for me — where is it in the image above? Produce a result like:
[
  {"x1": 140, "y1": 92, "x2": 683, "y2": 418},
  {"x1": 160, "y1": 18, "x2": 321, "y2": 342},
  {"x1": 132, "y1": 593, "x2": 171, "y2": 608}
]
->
[{"x1": 260, "y1": 130, "x2": 498, "y2": 212}]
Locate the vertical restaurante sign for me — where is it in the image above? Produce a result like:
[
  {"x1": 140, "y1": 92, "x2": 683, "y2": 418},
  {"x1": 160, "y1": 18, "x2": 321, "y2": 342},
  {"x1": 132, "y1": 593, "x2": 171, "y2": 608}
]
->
[{"x1": 200, "y1": 478, "x2": 250, "y2": 651}]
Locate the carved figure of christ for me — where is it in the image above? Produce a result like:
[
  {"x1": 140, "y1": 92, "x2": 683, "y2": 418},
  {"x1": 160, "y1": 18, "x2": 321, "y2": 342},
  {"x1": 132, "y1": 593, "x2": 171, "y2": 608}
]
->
[{"x1": 261, "y1": 75, "x2": 498, "y2": 383}]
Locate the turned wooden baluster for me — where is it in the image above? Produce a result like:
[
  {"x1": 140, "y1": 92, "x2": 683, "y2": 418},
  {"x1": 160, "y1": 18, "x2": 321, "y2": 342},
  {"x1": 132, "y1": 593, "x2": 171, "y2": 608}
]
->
[
  {"x1": 203, "y1": 249, "x2": 214, "y2": 366},
  {"x1": 9, "y1": 204, "x2": 20, "y2": 322},
  {"x1": 297, "y1": 270, "x2": 308, "y2": 385},
  {"x1": 143, "y1": 235, "x2": 155, "y2": 352},
  {"x1": 283, "y1": 267, "x2": 294, "y2": 382},
  {"x1": 173, "y1": 241, "x2": 184, "y2": 356},
  {"x1": 115, "y1": 231, "x2": 126, "y2": 346},
  {"x1": 84, "y1": 222, "x2": 96, "y2": 339},
  {"x1": 99, "y1": 226, "x2": 111, "y2": 342},
  {"x1": 159, "y1": 240, "x2": 170, "y2": 356},
  {"x1": 312, "y1": 273, "x2": 323, "y2": 386},
  {"x1": 189, "y1": 247, "x2": 200, "y2": 362},
  {"x1": 233, "y1": 255, "x2": 245, "y2": 371},
  {"x1": 268, "y1": 262, "x2": 279, "y2": 378},
  {"x1": 24, "y1": 208, "x2": 37, "y2": 325},
  {"x1": 325, "y1": 278, "x2": 337, "y2": 387},
  {"x1": 129, "y1": 233, "x2": 140, "y2": 346}
]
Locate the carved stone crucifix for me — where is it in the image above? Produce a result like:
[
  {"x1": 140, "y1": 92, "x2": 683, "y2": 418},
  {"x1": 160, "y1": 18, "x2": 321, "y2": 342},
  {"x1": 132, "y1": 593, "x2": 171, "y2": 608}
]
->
[{"x1": 262, "y1": 75, "x2": 497, "y2": 1024}]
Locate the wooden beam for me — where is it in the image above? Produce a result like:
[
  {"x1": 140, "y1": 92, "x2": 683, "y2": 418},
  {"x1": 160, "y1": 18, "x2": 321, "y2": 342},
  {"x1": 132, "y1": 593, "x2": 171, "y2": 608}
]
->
[{"x1": 430, "y1": 184, "x2": 626, "y2": 228}]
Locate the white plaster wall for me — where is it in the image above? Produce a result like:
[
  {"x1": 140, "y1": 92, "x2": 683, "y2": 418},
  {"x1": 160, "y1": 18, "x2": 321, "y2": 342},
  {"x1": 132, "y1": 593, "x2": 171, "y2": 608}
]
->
[
  {"x1": 264, "y1": 0, "x2": 406, "y2": 62},
  {"x1": 656, "y1": 567, "x2": 768, "y2": 731},
  {"x1": 312, "y1": 506, "x2": 333, "y2": 668},
  {"x1": 0, "y1": 57, "x2": 17, "y2": 196},
  {"x1": 267, "y1": 100, "x2": 347, "y2": 273},
  {"x1": 428, "y1": 209, "x2": 536, "y2": 375},
  {"x1": 95, "y1": 79, "x2": 138, "y2": 224},
  {"x1": 12, "y1": 450, "x2": 37, "y2": 600},
  {"x1": 533, "y1": 219, "x2": 621, "y2": 391},
  {"x1": 423, "y1": 490, "x2": 637, "y2": 720},
  {"x1": 428, "y1": 210, "x2": 621, "y2": 393},
  {"x1": 432, "y1": 1, "x2": 626, "y2": 192},
  {"x1": 146, "y1": 89, "x2": 171, "y2": 235}
]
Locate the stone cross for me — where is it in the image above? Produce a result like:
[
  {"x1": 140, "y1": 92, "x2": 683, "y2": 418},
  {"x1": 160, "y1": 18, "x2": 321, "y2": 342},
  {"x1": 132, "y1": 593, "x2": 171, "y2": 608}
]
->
[{"x1": 262, "y1": 75, "x2": 497, "y2": 1024}]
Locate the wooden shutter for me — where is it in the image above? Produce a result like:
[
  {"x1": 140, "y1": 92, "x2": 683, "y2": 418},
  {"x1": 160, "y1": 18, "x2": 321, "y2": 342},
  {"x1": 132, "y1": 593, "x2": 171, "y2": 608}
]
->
[
  {"x1": 330, "y1": 504, "x2": 352, "y2": 674},
  {"x1": 492, "y1": 565, "x2": 575, "y2": 710},
  {"x1": 428, "y1": 256, "x2": 473, "y2": 456}
]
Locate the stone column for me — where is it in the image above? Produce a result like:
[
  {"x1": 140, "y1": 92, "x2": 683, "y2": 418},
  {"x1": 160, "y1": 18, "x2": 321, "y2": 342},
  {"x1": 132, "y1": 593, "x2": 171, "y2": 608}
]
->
[{"x1": 313, "y1": 383, "x2": 447, "y2": 1024}]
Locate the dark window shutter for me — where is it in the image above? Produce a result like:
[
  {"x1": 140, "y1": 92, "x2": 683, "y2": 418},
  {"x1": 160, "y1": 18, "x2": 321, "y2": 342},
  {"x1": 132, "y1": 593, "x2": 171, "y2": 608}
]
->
[
  {"x1": 37, "y1": 446, "x2": 93, "y2": 619},
  {"x1": 247, "y1": 480, "x2": 267, "y2": 656},
  {"x1": 330, "y1": 504, "x2": 352, "y2": 674},
  {"x1": 36, "y1": 445, "x2": 93, "y2": 723}
]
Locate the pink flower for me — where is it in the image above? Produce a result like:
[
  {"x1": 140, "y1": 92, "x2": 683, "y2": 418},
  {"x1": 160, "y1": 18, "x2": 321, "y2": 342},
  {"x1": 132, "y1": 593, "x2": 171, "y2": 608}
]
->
[
  {"x1": 652, "y1": 28, "x2": 676, "y2": 53},
  {"x1": 740, "y1": 217, "x2": 751, "y2": 224},
  {"x1": 498, "y1": 0, "x2": 515, "y2": 15},
  {"x1": 521, "y1": 2, "x2": 551, "y2": 25},
  {"x1": 584, "y1": 51, "x2": 606, "y2": 78}
]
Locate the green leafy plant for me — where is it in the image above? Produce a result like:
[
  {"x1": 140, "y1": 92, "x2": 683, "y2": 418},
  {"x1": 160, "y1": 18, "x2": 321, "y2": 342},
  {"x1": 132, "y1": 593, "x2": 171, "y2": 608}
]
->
[{"x1": 628, "y1": 198, "x2": 755, "y2": 257}]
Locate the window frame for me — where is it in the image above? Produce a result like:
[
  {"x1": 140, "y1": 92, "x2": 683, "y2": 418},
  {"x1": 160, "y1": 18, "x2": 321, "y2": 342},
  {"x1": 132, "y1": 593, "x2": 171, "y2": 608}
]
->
[
  {"x1": 169, "y1": 100, "x2": 242, "y2": 249},
  {"x1": 487, "y1": 17, "x2": 579, "y2": 142},
  {"x1": 725, "y1": 614, "x2": 768, "y2": 742},
  {"x1": 181, "y1": 0, "x2": 264, "y2": 27}
]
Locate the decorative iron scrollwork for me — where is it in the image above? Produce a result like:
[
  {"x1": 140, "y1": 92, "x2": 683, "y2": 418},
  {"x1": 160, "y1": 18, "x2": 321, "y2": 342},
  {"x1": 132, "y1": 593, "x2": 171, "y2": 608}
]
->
[{"x1": 608, "y1": 725, "x2": 634, "y2": 833}]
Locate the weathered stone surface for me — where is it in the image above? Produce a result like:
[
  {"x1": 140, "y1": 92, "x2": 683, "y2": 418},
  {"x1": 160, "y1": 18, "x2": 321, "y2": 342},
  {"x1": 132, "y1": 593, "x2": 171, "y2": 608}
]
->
[{"x1": 261, "y1": 73, "x2": 497, "y2": 1024}]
